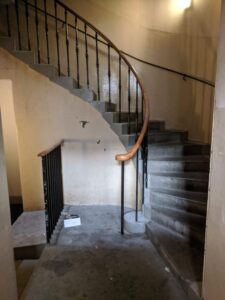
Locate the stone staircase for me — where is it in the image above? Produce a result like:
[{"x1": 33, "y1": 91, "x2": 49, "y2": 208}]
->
[
  {"x1": 0, "y1": 4, "x2": 211, "y2": 297},
  {"x1": 0, "y1": 35, "x2": 210, "y2": 243}
]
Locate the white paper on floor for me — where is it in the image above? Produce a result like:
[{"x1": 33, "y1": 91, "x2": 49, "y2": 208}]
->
[{"x1": 64, "y1": 215, "x2": 81, "y2": 228}]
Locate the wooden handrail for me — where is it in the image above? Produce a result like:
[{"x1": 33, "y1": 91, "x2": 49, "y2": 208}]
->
[
  {"x1": 38, "y1": 140, "x2": 64, "y2": 157},
  {"x1": 55, "y1": 0, "x2": 149, "y2": 162}
]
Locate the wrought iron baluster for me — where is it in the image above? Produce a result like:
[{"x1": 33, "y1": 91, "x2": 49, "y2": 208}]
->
[
  {"x1": 6, "y1": 5, "x2": 11, "y2": 37},
  {"x1": 44, "y1": 0, "x2": 50, "y2": 64},
  {"x1": 142, "y1": 150, "x2": 145, "y2": 205},
  {"x1": 15, "y1": 0, "x2": 21, "y2": 50},
  {"x1": 84, "y1": 23, "x2": 89, "y2": 88},
  {"x1": 135, "y1": 149, "x2": 139, "y2": 222},
  {"x1": 54, "y1": 1, "x2": 60, "y2": 75},
  {"x1": 24, "y1": 0, "x2": 31, "y2": 50},
  {"x1": 136, "y1": 80, "x2": 139, "y2": 136},
  {"x1": 65, "y1": 9, "x2": 70, "y2": 76},
  {"x1": 128, "y1": 68, "x2": 131, "y2": 134},
  {"x1": 42, "y1": 156, "x2": 50, "y2": 242},
  {"x1": 119, "y1": 56, "x2": 122, "y2": 122},
  {"x1": 121, "y1": 161, "x2": 125, "y2": 235},
  {"x1": 74, "y1": 16, "x2": 80, "y2": 88},
  {"x1": 108, "y1": 44, "x2": 111, "y2": 105},
  {"x1": 95, "y1": 32, "x2": 100, "y2": 100},
  {"x1": 34, "y1": 0, "x2": 40, "y2": 63}
]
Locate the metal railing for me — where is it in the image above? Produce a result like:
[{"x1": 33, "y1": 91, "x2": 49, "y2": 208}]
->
[
  {"x1": 38, "y1": 141, "x2": 64, "y2": 242},
  {"x1": 1, "y1": 0, "x2": 150, "y2": 234}
]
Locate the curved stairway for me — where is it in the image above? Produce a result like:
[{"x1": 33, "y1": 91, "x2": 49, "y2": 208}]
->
[{"x1": 0, "y1": 0, "x2": 210, "y2": 242}]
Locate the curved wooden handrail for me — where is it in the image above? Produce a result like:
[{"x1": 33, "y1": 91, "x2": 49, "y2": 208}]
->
[{"x1": 56, "y1": 0, "x2": 149, "y2": 162}]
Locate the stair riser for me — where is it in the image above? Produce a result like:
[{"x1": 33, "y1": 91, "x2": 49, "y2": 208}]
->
[
  {"x1": 72, "y1": 88, "x2": 95, "y2": 102},
  {"x1": 0, "y1": 36, "x2": 15, "y2": 50},
  {"x1": 151, "y1": 193, "x2": 207, "y2": 216},
  {"x1": 148, "y1": 161, "x2": 210, "y2": 173},
  {"x1": 31, "y1": 64, "x2": 57, "y2": 78},
  {"x1": 52, "y1": 76, "x2": 76, "y2": 90},
  {"x1": 103, "y1": 112, "x2": 142, "y2": 124},
  {"x1": 148, "y1": 144, "x2": 210, "y2": 157},
  {"x1": 148, "y1": 132, "x2": 188, "y2": 144},
  {"x1": 12, "y1": 51, "x2": 35, "y2": 65},
  {"x1": 122, "y1": 132, "x2": 188, "y2": 147},
  {"x1": 151, "y1": 210, "x2": 205, "y2": 244},
  {"x1": 112, "y1": 121, "x2": 165, "y2": 136},
  {"x1": 91, "y1": 102, "x2": 116, "y2": 113},
  {"x1": 149, "y1": 176, "x2": 209, "y2": 192}
]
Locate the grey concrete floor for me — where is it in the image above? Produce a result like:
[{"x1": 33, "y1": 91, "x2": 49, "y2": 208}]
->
[{"x1": 22, "y1": 205, "x2": 188, "y2": 300}]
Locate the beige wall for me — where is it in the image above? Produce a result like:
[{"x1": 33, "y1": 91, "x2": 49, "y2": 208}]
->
[
  {"x1": 0, "y1": 113, "x2": 17, "y2": 300},
  {"x1": 62, "y1": 141, "x2": 138, "y2": 207},
  {"x1": 64, "y1": 0, "x2": 221, "y2": 142},
  {"x1": 0, "y1": 79, "x2": 22, "y2": 201},
  {"x1": 202, "y1": 1, "x2": 225, "y2": 299},
  {"x1": 0, "y1": 48, "x2": 136, "y2": 210}
]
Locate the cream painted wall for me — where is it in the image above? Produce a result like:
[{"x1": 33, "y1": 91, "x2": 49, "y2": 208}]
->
[
  {"x1": 0, "y1": 48, "x2": 136, "y2": 210},
  {"x1": 63, "y1": 0, "x2": 221, "y2": 142},
  {"x1": 202, "y1": 1, "x2": 225, "y2": 299},
  {"x1": 0, "y1": 113, "x2": 17, "y2": 300},
  {"x1": 62, "y1": 141, "x2": 138, "y2": 207},
  {"x1": 0, "y1": 79, "x2": 22, "y2": 201}
]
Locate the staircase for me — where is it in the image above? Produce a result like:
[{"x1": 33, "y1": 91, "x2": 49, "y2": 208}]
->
[{"x1": 0, "y1": 1, "x2": 210, "y2": 298}]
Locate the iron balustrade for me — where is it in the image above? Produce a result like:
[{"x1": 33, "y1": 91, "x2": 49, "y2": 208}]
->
[
  {"x1": 39, "y1": 142, "x2": 64, "y2": 243},
  {"x1": 1, "y1": 0, "x2": 150, "y2": 235}
]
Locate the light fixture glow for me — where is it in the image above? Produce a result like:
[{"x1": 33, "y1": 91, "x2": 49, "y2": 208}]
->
[{"x1": 177, "y1": 0, "x2": 192, "y2": 9}]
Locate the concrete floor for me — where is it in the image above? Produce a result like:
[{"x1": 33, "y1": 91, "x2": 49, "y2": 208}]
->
[{"x1": 21, "y1": 206, "x2": 188, "y2": 300}]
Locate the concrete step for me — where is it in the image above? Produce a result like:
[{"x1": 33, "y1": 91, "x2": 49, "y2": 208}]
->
[
  {"x1": 151, "y1": 206, "x2": 206, "y2": 244},
  {"x1": 90, "y1": 101, "x2": 117, "y2": 113},
  {"x1": 12, "y1": 211, "x2": 46, "y2": 259},
  {"x1": 112, "y1": 120, "x2": 165, "y2": 136},
  {"x1": 148, "y1": 156, "x2": 210, "y2": 173},
  {"x1": 71, "y1": 88, "x2": 95, "y2": 102},
  {"x1": 146, "y1": 221, "x2": 204, "y2": 300},
  {"x1": 124, "y1": 211, "x2": 148, "y2": 234},
  {"x1": 31, "y1": 64, "x2": 57, "y2": 79},
  {"x1": 150, "y1": 189, "x2": 207, "y2": 216},
  {"x1": 151, "y1": 191, "x2": 206, "y2": 216},
  {"x1": 121, "y1": 130, "x2": 188, "y2": 147},
  {"x1": 52, "y1": 76, "x2": 76, "y2": 90},
  {"x1": 149, "y1": 172, "x2": 209, "y2": 193},
  {"x1": 148, "y1": 142, "x2": 210, "y2": 157},
  {"x1": 103, "y1": 111, "x2": 142, "y2": 124},
  {"x1": 147, "y1": 188, "x2": 208, "y2": 202},
  {"x1": 0, "y1": 36, "x2": 15, "y2": 50},
  {"x1": 11, "y1": 50, "x2": 35, "y2": 65}
]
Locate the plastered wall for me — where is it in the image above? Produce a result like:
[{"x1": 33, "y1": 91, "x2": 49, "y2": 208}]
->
[
  {"x1": 0, "y1": 113, "x2": 17, "y2": 300},
  {"x1": 202, "y1": 1, "x2": 225, "y2": 299},
  {"x1": 0, "y1": 48, "x2": 136, "y2": 210},
  {"x1": 0, "y1": 80, "x2": 22, "y2": 202}
]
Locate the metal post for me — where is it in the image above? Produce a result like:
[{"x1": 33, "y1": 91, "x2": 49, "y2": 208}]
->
[{"x1": 121, "y1": 161, "x2": 125, "y2": 235}]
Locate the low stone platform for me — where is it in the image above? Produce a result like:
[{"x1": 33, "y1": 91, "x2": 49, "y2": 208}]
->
[{"x1": 12, "y1": 210, "x2": 46, "y2": 259}]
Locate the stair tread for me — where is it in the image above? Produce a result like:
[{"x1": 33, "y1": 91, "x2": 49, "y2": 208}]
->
[
  {"x1": 149, "y1": 155, "x2": 210, "y2": 162},
  {"x1": 122, "y1": 129, "x2": 188, "y2": 137},
  {"x1": 152, "y1": 205, "x2": 206, "y2": 227},
  {"x1": 149, "y1": 141, "x2": 210, "y2": 146},
  {"x1": 150, "y1": 172, "x2": 209, "y2": 181},
  {"x1": 151, "y1": 188, "x2": 208, "y2": 202},
  {"x1": 146, "y1": 221, "x2": 204, "y2": 281}
]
